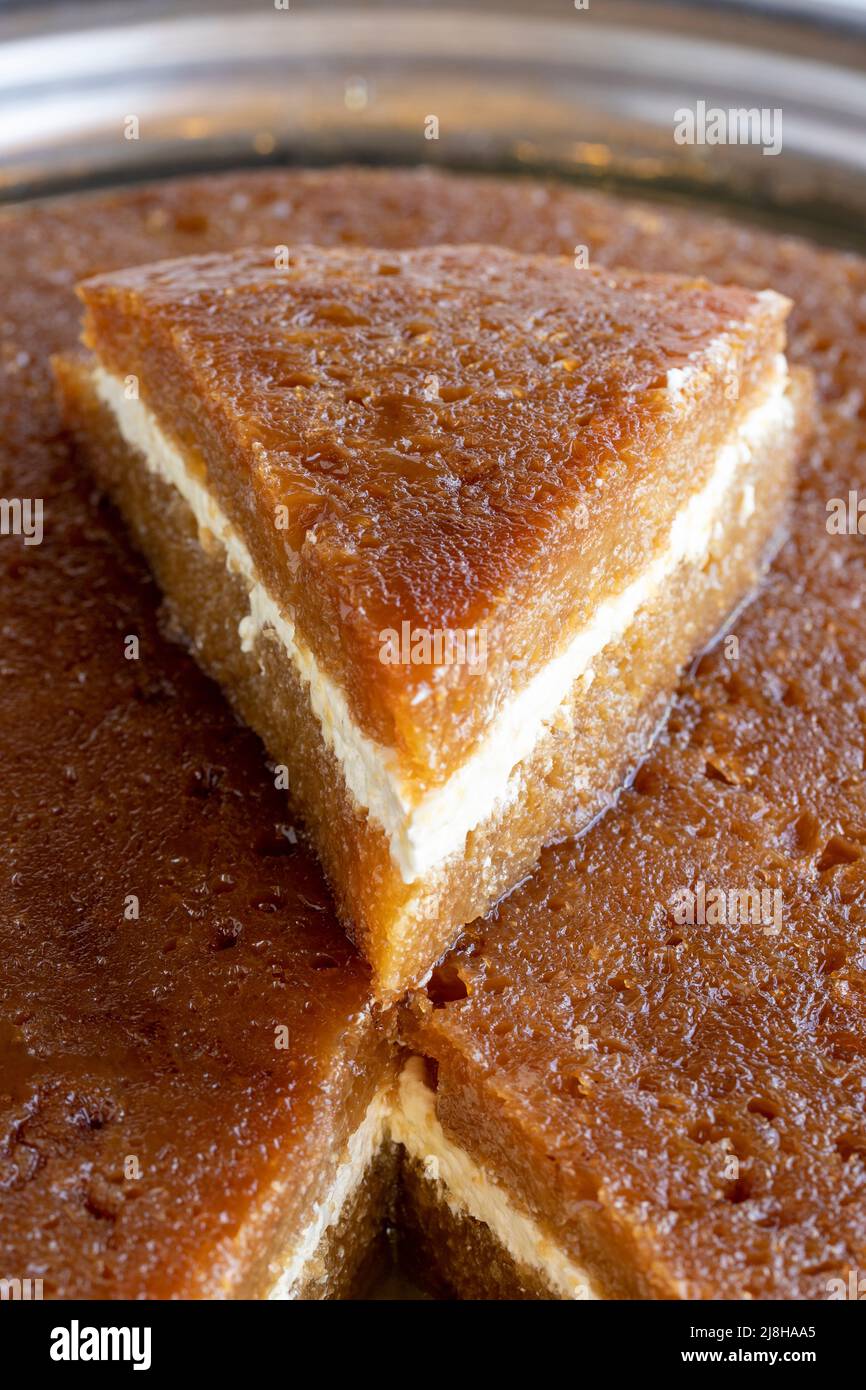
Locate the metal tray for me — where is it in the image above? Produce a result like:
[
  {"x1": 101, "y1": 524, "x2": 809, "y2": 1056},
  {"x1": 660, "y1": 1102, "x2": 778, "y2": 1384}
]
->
[{"x1": 2, "y1": 0, "x2": 866, "y2": 249}]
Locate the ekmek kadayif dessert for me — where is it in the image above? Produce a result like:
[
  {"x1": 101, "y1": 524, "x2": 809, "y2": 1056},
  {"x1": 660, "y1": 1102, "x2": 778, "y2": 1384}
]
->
[
  {"x1": 399, "y1": 752, "x2": 865, "y2": 1300},
  {"x1": 56, "y1": 244, "x2": 804, "y2": 995},
  {"x1": 3, "y1": 165, "x2": 863, "y2": 1300},
  {"x1": 1, "y1": 306, "x2": 394, "y2": 1301}
]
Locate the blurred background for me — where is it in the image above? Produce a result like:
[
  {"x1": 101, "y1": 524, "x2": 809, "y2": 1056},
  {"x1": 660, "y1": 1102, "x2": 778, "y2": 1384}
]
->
[{"x1": 2, "y1": 3, "x2": 865, "y2": 242}]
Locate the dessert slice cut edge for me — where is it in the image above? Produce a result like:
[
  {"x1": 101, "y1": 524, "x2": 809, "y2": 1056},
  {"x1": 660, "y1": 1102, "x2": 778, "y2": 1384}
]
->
[{"x1": 56, "y1": 243, "x2": 809, "y2": 995}]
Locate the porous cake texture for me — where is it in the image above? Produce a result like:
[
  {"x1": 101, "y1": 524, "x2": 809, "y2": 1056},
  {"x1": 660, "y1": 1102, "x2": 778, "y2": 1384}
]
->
[
  {"x1": 60, "y1": 243, "x2": 802, "y2": 996},
  {"x1": 2, "y1": 167, "x2": 861, "y2": 1299}
]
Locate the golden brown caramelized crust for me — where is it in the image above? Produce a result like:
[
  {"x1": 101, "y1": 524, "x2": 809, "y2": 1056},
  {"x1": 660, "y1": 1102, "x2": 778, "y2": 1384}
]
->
[
  {"x1": 75, "y1": 244, "x2": 790, "y2": 783},
  {"x1": 406, "y1": 773, "x2": 866, "y2": 1298},
  {"x1": 1, "y1": 193, "x2": 398, "y2": 1302},
  {"x1": 66, "y1": 239, "x2": 801, "y2": 995},
  {"x1": 2, "y1": 165, "x2": 865, "y2": 1298}
]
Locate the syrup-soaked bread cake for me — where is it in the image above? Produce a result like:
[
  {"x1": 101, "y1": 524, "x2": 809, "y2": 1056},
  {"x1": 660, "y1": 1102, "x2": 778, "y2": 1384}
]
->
[
  {"x1": 401, "y1": 786, "x2": 866, "y2": 1300},
  {"x1": 2, "y1": 166, "x2": 863, "y2": 1299},
  {"x1": 58, "y1": 244, "x2": 803, "y2": 996},
  {"x1": 0, "y1": 190, "x2": 400, "y2": 1300},
  {"x1": 0, "y1": 502, "x2": 397, "y2": 1300}
]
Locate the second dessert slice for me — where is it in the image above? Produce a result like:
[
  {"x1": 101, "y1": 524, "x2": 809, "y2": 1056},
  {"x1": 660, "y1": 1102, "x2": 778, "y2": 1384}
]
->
[{"x1": 56, "y1": 244, "x2": 806, "y2": 995}]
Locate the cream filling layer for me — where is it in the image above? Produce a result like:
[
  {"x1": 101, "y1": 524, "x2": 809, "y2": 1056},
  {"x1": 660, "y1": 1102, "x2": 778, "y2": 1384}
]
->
[
  {"x1": 92, "y1": 361, "x2": 791, "y2": 885},
  {"x1": 267, "y1": 1085, "x2": 392, "y2": 1300},
  {"x1": 269, "y1": 1061, "x2": 599, "y2": 1301},
  {"x1": 391, "y1": 1059, "x2": 599, "y2": 1300}
]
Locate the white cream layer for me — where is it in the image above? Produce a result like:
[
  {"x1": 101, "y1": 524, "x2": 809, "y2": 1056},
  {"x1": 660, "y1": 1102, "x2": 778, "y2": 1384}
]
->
[
  {"x1": 390, "y1": 1058, "x2": 600, "y2": 1300},
  {"x1": 267, "y1": 1086, "x2": 392, "y2": 1300},
  {"x1": 268, "y1": 1061, "x2": 599, "y2": 1301},
  {"x1": 92, "y1": 361, "x2": 791, "y2": 884}
]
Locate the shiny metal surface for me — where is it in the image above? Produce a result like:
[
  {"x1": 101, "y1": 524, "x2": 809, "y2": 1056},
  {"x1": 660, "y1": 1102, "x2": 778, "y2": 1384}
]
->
[{"x1": 1, "y1": 1, "x2": 866, "y2": 244}]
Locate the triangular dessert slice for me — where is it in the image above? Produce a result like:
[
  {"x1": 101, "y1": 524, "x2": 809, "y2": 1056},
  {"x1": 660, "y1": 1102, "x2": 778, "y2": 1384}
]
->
[{"x1": 56, "y1": 244, "x2": 807, "y2": 994}]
